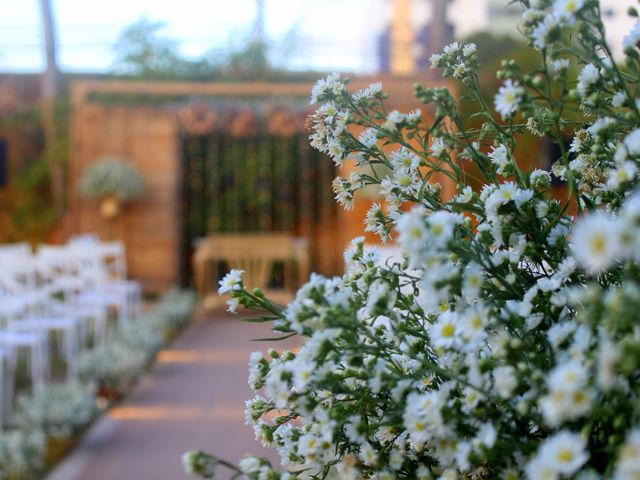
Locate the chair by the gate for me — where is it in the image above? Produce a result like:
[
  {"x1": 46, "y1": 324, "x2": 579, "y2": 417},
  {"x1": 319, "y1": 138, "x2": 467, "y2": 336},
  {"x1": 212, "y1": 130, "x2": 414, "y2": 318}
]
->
[{"x1": 193, "y1": 233, "x2": 310, "y2": 310}]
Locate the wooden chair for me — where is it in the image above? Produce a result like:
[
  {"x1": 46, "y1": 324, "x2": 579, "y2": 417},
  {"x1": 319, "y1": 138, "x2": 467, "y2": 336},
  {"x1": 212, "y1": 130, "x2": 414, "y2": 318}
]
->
[{"x1": 193, "y1": 233, "x2": 310, "y2": 310}]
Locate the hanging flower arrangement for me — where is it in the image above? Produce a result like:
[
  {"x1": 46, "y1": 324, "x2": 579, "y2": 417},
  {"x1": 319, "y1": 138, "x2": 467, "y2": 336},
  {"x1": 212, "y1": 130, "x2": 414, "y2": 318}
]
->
[{"x1": 79, "y1": 156, "x2": 145, "y2": 220}]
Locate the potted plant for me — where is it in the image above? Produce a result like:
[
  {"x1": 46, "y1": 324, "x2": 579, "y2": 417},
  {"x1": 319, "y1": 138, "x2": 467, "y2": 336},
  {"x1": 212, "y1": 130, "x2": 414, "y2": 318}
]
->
[{"x1": 79, "y1": 157, "x2": 145, "y2": 220}]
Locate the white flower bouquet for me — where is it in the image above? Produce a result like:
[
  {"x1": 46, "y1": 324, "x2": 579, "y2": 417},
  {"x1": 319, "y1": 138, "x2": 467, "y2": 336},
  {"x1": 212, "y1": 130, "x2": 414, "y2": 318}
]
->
[
  {"x1": 186, "y1": 1, "x2": 640, "y2": 479},
  {"x1": 14, "y1": 381, "x2": 98, "y2": 439},
  {"x1": 79, "y1": 157, "x2": 145, "y2": 202}
]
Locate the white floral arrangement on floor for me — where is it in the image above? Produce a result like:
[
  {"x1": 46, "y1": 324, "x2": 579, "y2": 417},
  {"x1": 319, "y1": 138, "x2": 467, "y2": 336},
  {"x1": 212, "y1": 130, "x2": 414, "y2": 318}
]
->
[
  {"x1": 116, "y1": 315, "x2": 166, "y2": 358},
  {"x1": 14, "y1": 381, "x2": 98, "y2": 439},
  {"x1": 77, "y1": 289, "x2": 196, "y2": 395},
  {"x1": 77, "y1": 340, "x2": 148, "y2": 395},
  {"x1": 184, "y1": 1, "x2": 640, "y2": 479},
  {"x1": 154, "y1": 289, "x2": 198, "y2": 332},
  {"x1": 0, "y1": 429, "x2": 46, "y2": 479}
]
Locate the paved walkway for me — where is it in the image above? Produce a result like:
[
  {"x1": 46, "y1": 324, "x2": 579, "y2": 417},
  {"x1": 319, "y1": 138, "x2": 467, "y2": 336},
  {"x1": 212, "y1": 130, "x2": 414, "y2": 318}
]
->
[{"x1": 47, "y1": 311, "x2": 297, "y2": 480}]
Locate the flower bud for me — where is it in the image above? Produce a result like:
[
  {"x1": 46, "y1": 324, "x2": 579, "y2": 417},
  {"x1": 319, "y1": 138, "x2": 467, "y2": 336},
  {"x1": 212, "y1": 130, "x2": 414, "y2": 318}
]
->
[
  {"x1": 568, "y1": 89, "x2": 581, "y2": 101},
  {"x1": 268, "y1": 348, "x2": 280, "y2": 359},
  {"x1": 531, "y1": 76, "x2": 544, "y2": 89}
]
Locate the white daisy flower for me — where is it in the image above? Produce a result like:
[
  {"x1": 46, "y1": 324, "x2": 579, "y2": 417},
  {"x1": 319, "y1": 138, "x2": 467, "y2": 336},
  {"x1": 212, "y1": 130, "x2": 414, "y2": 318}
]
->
[
  {"x1": 218, "y1": 269, "x2": 244, "y2": 294},
  {"x1": 614, "y1": 429, "x2": 640, "y2": 479},
  {"x1": 532, "y1": 14, "x2": 559, "y2": 50},
  {"x1": 623, "y1": 20, "x2": 640, "y2": 52},
  {"x1": 612, "y1": 91, "x2": 626, "y2": 108},
  {"x1": 463, "y1": 43, "x2": 477, "y2": 57},
  {"x1": 553, "y1": 0, "x2": 584, "y2": 24},
  {"x1": 494, "y1": 80, "x2": 524, "y2": 120},
  {"x1": 624, "y1": 128, "x2": 640, "y2": 155},
  {"x1": 537, "y1": 431, "x2": 589, "y2": 476},
  {"x1": 571, "y1": 212, "x2": 621, "y2": 273},
  {"x1": 577, "y1": 64, "x2": 599, "y2": 97}
]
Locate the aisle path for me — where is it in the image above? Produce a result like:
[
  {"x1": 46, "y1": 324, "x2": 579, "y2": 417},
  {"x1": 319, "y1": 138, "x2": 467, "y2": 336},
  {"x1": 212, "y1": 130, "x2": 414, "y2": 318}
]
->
[{"x1": 47, "y1": 311, "x2": 297, "y2": 480}]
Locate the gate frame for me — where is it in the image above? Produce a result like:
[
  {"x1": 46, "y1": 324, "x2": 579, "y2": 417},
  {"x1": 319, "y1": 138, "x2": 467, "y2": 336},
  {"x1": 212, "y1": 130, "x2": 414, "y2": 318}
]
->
[{"x1": 67, "y1": 77, "x2": 453, "y2": 292}]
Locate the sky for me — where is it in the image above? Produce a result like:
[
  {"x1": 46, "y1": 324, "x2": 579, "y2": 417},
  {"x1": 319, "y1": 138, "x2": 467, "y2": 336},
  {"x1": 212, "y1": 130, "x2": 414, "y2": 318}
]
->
[
  {"x1": 0, "y1": 0, "x2": 635, "y2": 74},
  {"x1": 0, "y1": 0, "x2": 382, "y2": 73}
]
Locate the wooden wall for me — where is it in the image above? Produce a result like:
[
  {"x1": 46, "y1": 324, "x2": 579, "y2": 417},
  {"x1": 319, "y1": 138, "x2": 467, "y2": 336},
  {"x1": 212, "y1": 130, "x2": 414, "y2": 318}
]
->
[
  {"x1": 67, "y1": 101, "x2": 180, "y2": 293},
  {"x1": 66, "y1": 78, "x2": 453, "y2": 293}
]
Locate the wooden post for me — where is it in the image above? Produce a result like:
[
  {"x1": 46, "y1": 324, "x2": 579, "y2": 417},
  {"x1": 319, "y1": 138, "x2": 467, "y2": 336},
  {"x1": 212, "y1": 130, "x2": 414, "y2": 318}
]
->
[
  {"x1": 426, "y1": 0, "x2": 452, "y2": 78},
  {"x1": 390, "y1": 0, "x2": 415, "y2": 75},
  {"x1": 39, "y1": 0, "x2": 65, "y2": 214}
]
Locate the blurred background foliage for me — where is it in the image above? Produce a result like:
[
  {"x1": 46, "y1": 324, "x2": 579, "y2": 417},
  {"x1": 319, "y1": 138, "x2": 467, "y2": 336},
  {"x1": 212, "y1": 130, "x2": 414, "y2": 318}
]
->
[
  {"x1": 0, "y1": 100, "x2": 66, "y2": 244},
  {"x1": 110, "y1": 17, "x2": 317, "y2": 82},
  {"x1": 0, "y1": 15, "x2": 554, "y2": 245}
]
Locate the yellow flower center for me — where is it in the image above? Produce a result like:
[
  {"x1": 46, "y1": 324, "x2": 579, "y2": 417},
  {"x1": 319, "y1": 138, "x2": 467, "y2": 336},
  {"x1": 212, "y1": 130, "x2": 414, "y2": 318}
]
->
[
  {"x1": 410, "y1": 227, "x2": 423, "y2": 239},
  {"x1": 442, "y1": 323, "x2": 456, "y2": 337},
  {"x1": 470, "y1": 314, "x2": 483, "y2": 329},
  {"x1": 590, "y1": 233, "x2": 607, "y2": 254},
  {"x1": 557, "y1": 448, "x2": 574, "y2": 463},
  {"x1": 432, "y1": 223, "x2": 444, "y2": 236},
  {"x1": 573, "y1": 390, "x2": 588, "y2": 404}
]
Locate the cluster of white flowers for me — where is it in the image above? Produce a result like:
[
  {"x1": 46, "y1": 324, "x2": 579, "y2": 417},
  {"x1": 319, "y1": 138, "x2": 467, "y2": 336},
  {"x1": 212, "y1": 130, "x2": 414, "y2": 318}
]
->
[
  {"x1": 188, "y1": 2, "x2": 640, "y2": 480},
  {"x1": 522, "y1": 0, "x2": 586, "y2": 51},
  {"x1": 429, "y1": 41, "x2": 478, "y2": 80},
  {"x1": 14, "y1": 381, "x2": 98, "y2": 438}
]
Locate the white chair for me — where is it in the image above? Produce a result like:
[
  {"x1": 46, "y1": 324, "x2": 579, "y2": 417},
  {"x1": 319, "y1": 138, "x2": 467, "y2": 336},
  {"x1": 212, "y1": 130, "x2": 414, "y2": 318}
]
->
[
  {"x1": 35, "y1": 245, "x2": 107, "y2": 349},
  {"x1": 0, "y1": 242, "x2": 32, "y2": 259},
  {"x1": 65, "y1": 243, "x2": 136, "y2": 329},
  {"x1": 66, "y1": 239, "x2": 142, "y2": 321},
  {"x1": 6, "y1": 247, "x2": 100, "y2": 377},
  {"x1": 0, "y1": 346, "x2": 16, "y2": 426},
  {"x1": 96, "y1": 241, "x2": 142, "y2": 320},
  {"x1": 0, "y1": 282, "x2": 49, "y2": 391}
]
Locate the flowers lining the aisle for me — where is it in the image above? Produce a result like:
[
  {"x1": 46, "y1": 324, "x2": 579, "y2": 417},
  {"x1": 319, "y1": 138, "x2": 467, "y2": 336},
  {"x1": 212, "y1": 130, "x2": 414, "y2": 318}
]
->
[
  {"x1": 14, "y1": 381, "x2": 97, "y2": 439},
  {"x1": 185, "y1": 1, "x2": 640, "y2": 479},
  {"x1": 77, "y1": 289, "x2": 197, "y2": 398},
  {"x1": 76, "y1": 341, "x2": 149, "y2": 398},
  {"x1": 0, "y1": 289, "x2": 196, "y2": 479},
  {"x1": 0, "y1": 431, "x2": 45, "y2": 480}
]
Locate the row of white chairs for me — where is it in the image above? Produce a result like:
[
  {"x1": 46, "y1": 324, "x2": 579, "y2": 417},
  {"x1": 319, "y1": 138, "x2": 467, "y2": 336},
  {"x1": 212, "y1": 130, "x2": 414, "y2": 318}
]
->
[{"x1": 0, "y1": 237, "x2": 142, "y2": 426}]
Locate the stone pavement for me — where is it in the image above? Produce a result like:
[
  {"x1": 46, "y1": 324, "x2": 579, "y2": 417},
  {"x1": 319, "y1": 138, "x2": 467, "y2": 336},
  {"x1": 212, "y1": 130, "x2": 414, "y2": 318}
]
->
[{"x1": 47, "y1": 311, "x2": 297, "y2": 480}]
